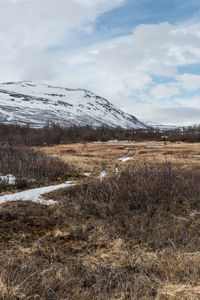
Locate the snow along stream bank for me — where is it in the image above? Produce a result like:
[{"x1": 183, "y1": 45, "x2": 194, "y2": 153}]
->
[{"x1": 0, "y1": 181, "x2": 75, "y2": 206}]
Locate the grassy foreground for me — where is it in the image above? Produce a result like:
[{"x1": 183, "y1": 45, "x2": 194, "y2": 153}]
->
[{"x1": 0, "y1": 162, "x2": 199, "y2": 299}]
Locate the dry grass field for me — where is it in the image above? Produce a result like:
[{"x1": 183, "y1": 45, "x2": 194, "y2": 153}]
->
[
  {"x1": 40, "y1": 140, "x2": 200, "y2": 178},
  {"x1": 0, "y1": 141, "x2": 199, "y2": 299}
]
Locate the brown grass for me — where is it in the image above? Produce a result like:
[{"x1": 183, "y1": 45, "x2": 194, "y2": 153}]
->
[
  {"x1": 156, "y1": 284, "x2": 200, "y2": 300},
  {"x1": 0, "y1": 162, "x2": 199, "y2": 299},
  {"x1": 40, "y1": 141, "x2": 200, "y2": 178}
]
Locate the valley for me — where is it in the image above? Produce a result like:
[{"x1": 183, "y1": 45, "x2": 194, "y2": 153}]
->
[{"x1": 1, "y1": 0, "x2": 200, "y2": 298}]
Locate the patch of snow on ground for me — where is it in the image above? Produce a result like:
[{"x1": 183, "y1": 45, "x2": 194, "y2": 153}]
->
[
  {"x1": 107, "y1": 140, "x2": 119, "y2": 143},
  {"x1": 0, "y1": 175, "x2": 36, "y2": 185},
  {"x1": 115, "y1": 168, "x2": 119, "y2": 174},
  {"x1": 0, "y1": 181, "x2": 75, "y2": 206},
  {"x1": 146, "y1": 146, "x2": 163, "y2": 149},
  {"x1": 118, "y1": 157, "x2": 133, "y2": 163},
  {"x1": 84, "y1": 172, "x2": 91, "y2": 177},
  {"x1": 189, "y1": 211, "x2": 200, "y2": 217},
  {"x1": 122, "y1": 143, "x2": 146, "y2": 146},
  {"x1": 99, "y1": 171, "x2": 108, "y2": 178},
  {"x1": 0, "y1": 174, "x2": 16, "y2": 185}
]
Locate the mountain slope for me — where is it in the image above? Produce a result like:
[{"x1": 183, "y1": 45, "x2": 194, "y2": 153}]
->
[
  {"x1": 0, "y1": 81, "x2": 146, "y2": 129},
  {"x1": 142, "y1": 120, "x2": 179, "y2": 131}
]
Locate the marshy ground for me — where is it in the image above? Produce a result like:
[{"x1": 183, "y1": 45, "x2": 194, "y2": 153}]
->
[
  {"x1": 0, "y1": 140, "x2": 199, "y2": 299},
  {"x1": 40, "y1": 140, "x2": 200, "y2": 176}
]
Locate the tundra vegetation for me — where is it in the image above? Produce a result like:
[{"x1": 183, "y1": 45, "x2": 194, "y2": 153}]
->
[{"x1": 0, "y1": 123, "x2": 199, "y2": 299}]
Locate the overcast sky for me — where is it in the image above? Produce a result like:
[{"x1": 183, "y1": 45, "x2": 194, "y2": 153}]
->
[{"x1": 0, "y1": 0, "x2": 200, "y2": 125}]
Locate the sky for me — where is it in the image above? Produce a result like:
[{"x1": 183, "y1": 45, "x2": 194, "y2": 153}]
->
[{"x1": 0, "y1": 0, "x2": 200, "y2": 125}]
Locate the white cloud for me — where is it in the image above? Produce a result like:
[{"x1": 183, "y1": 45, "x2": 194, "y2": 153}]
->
[
  {"x1": 175, "y1": 73, "x2": 200, "y2": 92},
  {"x1": 150, "y1": 107, "x2": 200, "y2": 126},
  {"x1": 175, "y1": 96, "x2": 200, "y2": 108},
  {"x1": 0, "y1": 0, "x2": 125, "y2": 81},
  {"x1": 150, "y1": 84, "x2": 180, "y2": 100},
  {"x1": 74, "y1": 0, "x2": 124, "y2": 10},
  {"x1": 58, "y1": 20, "x2": 200, "y2": 91},
  {"x1": 0, "y1": 1, "x2": 200, "y2": 125},
  {"x1": 147, "y1": 73, "x2": 200, "y2": 102},
  {"x1": 53, "y1": 20, "x2": 200, "y2": 124}
]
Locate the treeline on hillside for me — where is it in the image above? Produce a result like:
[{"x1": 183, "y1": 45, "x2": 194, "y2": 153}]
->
[{"x1": 0, "y1": 123, "x2": 200, "y2": 146}]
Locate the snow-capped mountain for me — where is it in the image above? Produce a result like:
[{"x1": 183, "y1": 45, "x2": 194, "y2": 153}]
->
[
  {"x1": 0, "y1": 81, "x2": 146, "y2": 129},
  {"x1": 142, "y1": 120, "x2": 179, "y2": 131}
]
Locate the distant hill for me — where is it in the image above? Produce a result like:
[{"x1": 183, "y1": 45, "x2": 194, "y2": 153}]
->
[{"x1": 142, "y1": 120, "x2": 180, "y2": 131}]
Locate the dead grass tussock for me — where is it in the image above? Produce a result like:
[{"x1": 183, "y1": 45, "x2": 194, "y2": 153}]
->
[
  {"x1": 156, "y1": 285, "x2": 200, "y2": 300},
  {"x1": 0, "y1": 278, "x2": 8, "y2": 298}
]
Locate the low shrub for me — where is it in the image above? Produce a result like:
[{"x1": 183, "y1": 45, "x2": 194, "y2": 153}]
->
[
  {"x1": 0, "y1": 145, "x2": 75, "y2": 191},
  {"x1": 59, "y1": 162, "x2": 200, "y2": 251},
  {"x1": 0, "y1": 163, "x2": 199, "y2": 299}
]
